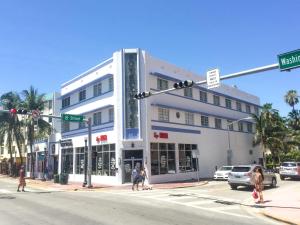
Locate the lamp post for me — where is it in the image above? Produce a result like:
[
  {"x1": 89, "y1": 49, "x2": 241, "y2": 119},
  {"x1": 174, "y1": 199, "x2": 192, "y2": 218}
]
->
[
  {"x1": 82, "y1": 137, "x2": 88, "y2": 187},
  {"x1": 226, "y1": 116, "x2": 252, "y2": 165}
]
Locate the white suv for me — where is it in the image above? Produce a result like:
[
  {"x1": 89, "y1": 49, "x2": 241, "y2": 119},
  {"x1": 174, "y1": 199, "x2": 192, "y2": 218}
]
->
[{"x1": 279, "y1": 162, "x2": 300, "y2": 180}]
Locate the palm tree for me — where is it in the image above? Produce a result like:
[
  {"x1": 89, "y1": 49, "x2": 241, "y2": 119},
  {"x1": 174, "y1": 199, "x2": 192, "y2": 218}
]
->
[
  {"x1": 22, "y1": 86, "x2": 51, "y2": 178},
  {"x1": 284, "y1": 90, "x2": 299, "y2": 111},
  {"x1": 0, "y1": 92, "x2": 25, "y2": 175},
  {"x1": 252, "y1": 103, "x2": 286, "y2": 165}
]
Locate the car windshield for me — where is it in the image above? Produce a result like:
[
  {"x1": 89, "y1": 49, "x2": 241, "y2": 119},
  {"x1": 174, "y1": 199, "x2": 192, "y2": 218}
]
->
[
  {"x1": 220, "y1": 166, "x2": 232, "y2": 171},
  {"x1": 231, "y1": 166, "x2": 251, "y2": 172},
  {"x1": 282, "y1": 162, "x2": 296, "y2": 167}
]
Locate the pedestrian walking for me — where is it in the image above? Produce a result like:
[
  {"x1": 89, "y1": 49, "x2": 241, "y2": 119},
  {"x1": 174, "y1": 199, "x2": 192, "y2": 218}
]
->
[
  {"x1": 131, "y1": 166, "x2": 140, "y2": 191},
  {"x1": 254, "y1": 167, "x2": 264, "y2": 203},
  {"x1": 17, "y1": 165, "x2": 26, "y2": 192},
  {"x1": 140, "y1": 167, "x2": 148, "y2": 190}
]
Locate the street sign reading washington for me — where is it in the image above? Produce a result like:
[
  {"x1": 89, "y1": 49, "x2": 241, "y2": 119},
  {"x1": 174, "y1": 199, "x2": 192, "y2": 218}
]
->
[
  {"x1": 62, "y1": 114, "x2": 84, "y2": 122},
  {"x1": 278, "y1": 49, "x2": 300, "y2": 71}
]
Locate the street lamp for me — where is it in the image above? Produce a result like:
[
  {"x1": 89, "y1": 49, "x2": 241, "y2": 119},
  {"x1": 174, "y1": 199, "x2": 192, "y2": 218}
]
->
[
  {"x1": 82, "y1": 137, "x2": 88, "y2": 187},
  {"x1": 226, "y1": 116, "x2": 252, "y2": 165}
]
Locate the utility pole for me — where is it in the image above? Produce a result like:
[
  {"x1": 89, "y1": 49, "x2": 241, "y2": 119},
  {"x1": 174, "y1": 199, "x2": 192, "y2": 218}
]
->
[{"x1": 87, "y1": 117, "x2": 93, "y2": 188}]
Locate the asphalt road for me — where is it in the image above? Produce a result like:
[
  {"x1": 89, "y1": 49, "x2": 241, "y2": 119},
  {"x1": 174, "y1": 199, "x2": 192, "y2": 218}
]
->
[{"x1": 0, "y1": 176, "x2": 290, "y2": 225}]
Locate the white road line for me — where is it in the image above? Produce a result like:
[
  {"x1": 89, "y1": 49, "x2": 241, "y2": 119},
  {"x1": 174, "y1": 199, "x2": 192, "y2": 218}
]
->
[{"x1": 0, "y1": 189, "x2": 11, "y2": 193}]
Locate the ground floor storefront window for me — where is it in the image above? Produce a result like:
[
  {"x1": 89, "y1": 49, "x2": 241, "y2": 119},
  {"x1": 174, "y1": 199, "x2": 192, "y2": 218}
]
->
[
  {"x1": 179, "y1": 144, "x2": 198, "y2": 172},
  {"x1": 75, "y1": 147, "x2": 84, "y2": 174},
  {"x1": 94, "y1": 144, "x2": 116, "y2": 176},
  {"x1": 151, "y1": 142, "x2": 176, "y2": 175},
  {"x1": 61, "y1": 148, "x2": 73, "y2": 174}
]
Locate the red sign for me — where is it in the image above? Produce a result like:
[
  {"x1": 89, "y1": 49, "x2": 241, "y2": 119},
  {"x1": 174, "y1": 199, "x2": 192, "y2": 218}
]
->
[
  {"x1": 96, "y1": 135, "x2": 107, "y2": 142},
  {"x1": 159, "y1": 132, "x2": 168, "y2": 139},
  {"x1": 153, "y1": 132, "x2": 168, "y2": 139}
]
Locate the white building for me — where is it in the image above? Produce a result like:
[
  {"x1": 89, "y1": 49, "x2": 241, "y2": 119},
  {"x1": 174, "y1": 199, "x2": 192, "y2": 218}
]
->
[
  {"x1": 59, "y1": 48, "x2": 262, "y2": 185},
  {"x1": 27, "y1": 92, "x2": 61, "y2": 178}
]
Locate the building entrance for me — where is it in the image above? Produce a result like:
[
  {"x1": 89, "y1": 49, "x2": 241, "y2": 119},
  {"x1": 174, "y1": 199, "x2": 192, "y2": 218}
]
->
[{"x1": 123, "y1": 150, "x2": 143, "y2": 183}]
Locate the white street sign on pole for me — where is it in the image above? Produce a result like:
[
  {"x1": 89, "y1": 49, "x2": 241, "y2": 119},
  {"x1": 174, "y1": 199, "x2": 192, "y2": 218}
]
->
[{"x1": 206, "y1": 68, "x2": 220, "y2": 89}]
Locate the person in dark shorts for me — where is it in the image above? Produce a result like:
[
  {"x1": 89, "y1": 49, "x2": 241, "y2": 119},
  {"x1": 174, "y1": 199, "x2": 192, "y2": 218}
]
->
[
  {"x1": 132, "y1": 166, "x2": 140, "y2": 191},
  {"x1": 17, "y1": 165, "x2": 26, "y2": 192}
]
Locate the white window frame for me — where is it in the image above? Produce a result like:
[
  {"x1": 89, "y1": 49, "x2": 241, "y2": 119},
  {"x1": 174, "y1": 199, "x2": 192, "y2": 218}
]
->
[{"x1": 158, "y1": 108, "x2": 169, "y2": 122}]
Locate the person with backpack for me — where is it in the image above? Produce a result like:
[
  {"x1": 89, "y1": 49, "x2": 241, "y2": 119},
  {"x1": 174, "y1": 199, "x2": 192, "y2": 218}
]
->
[{"x1": 131, "y1": 166, "x2": 140, "y2": 191}]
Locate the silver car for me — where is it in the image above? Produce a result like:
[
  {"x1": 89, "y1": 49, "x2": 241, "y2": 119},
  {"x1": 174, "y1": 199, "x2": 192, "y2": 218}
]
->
[
  {"x1": 228, "y1": 164, "x2": 277, "y2": 190},
  {"x1": 279, "y1": 162, "x2": 300, "y2": 180},
  {"x1": 214, "y1": 166, "x2": 234, "y2": 180}
]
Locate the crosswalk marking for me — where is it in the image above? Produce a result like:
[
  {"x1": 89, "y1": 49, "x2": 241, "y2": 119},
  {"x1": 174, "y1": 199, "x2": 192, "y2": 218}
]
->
[{"x1": 0, "y1": 189, "x2": 11, "y2": 193}]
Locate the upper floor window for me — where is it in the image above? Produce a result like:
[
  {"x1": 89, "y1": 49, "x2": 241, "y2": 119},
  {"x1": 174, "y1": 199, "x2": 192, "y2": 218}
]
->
[
  {"x1": 225, "y1": 99, "x2": 232, "y2": 109},
  {"x1": 109, "y1": 77, "x2": 114, "y2": 91},
  {"x1": 48, "y1": 100, "x2": 53, "y2": 110},
  {"x1": 238, "y1": 121, "x2": 243, "y2": 132},
  {"x1": 79, "y1": 89, "x2": 86, "y2": 102},
  {"x1": 93, "y1": 112, "x2": 102, "y2": 125},
  {"x1": 185, "y1": 112, "x2": 194, "y2": 125},
  {"x1": 254, "y1": 106, "x2": 259, "y2": 116},
  {"x1": 199, "y1": 91, "x2": 207, "y2": 103},
  {"x1": 1, "y1": 147, "x2": 4, "y2": 155},
  {"x1": 246, "y1": 104, "x2": 251, "y2": 113},
  {"x1": 94, "y1": 82, "x2": 102, "y2": 97},
  {"x1": 184, "y1": 88, "x2": 193, "y2": 98},
  {"x1": 79, "y1": 121, "x2": 86, "y2": 129},
  {"x1": 158, "y1": 108, "x2": 169, "y2": 122},
  {"x1": 227, "y1": 120, "x2": 233, "y2": 131},
  {"x1": 201, "y1": 116, "x2": 209, "y2": 127},
  {"x1": 109, "y1": 108, "x2": 114, "y2": 122},
  {"x1": 62, "y1": 97, "x2": 70, "y2": 108},
  {"x1": 236, "y1": 101, "x2": 242, "y2": 111},
  {"x1": 213, "y1": 95, "x2": 220, "y2": 106},
  {"x1": 157, "y1": 78, "x2": 168, "y2": 90},
  {"x1": 247, "y1": 122, "x2": 253, "y2": 133},
  {"x1": 215, "y1": 118, "x2": 222, "y2": 129}
]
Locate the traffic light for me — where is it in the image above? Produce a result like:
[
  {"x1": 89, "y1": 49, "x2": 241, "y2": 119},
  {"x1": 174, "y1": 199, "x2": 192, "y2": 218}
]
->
[
  {"x1": 173, "y1": 80, "x2": 194, "y2": 89},
  {"x1": 17, "y1": 109, "x2": 28, "y2": 115},
  {"x1": 10, "y1": 108, "x2": 17, "y2": 114},
  {"x1": 134, "y1": 91, "x2": 151, "y2": 99}
]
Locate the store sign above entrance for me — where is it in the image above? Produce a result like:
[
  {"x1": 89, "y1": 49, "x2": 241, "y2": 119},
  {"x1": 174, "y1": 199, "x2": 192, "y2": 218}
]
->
[
  {"x1": 96, "y1": 135, "x2": 107, "y2": 142},
  {"x1": 154, "y1": 132, "x2": 168, "y2": 139}
]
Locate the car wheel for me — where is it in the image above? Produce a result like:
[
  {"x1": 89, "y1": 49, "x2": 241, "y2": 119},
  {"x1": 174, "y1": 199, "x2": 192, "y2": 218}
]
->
[
  {"x1": 230, "y1": 185, "x2": 237, "y2": 190},
  {"x1": 280, "y1": 175, "x2": 285, "y2": 180},
  {"x1": 271, "y1": 178, "x2": 277, "y2": 188}
]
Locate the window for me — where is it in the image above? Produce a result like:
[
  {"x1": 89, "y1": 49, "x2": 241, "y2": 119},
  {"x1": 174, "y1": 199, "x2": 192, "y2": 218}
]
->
[
  {"x1": 93, "y1": 82, "x2": 102, "y2": 97},
  {"x1": 94, "y1": 144, "x2": 116, "y2": 176},
  {"x1": 215, "y1": 118, "x2": 222, "y2": 129},
  {"x1": 109, "y1": 108, "x2": 114, "y2": 122},
  {"x1": 246, "y1": 104, "x2": 251, "y2": 113},
  {"x1": 150, "y1": 142, "x2": 176, "y2": 175},
  {"x1": 1, "y1": 147, "x2": 4, "y2": 154},
  {"x1": 201, "y1": 116, "x2": 209, "y2": 127},
  {"x1": 254, "y1": 106, "x2": 259, "y2": 116},
  {"x1": 79, "y1": 121, "x2": 86, "y2": 129},
  {"x1": 247, "y1": 122, "x2": 253, "y2": 133},
  {"x1": 62, "y1": 121, "x2": 70, "y2": 132},
  {"x1": 185, "y1": 112, "x2": 194, "y2": 125},
  {"x1": 238, "y1": 121, "x2": 243, "y2": 132},
  {"x1": 157, "y1": 78, "x2": 168, "y2": 90},
  {"x1": 62, "y1": 97, "x2": 70, "y2": 108},
  {"x1": 184, "y1": 88, "x2": 193, "y2": 98},
  {"x1": 236, "y1": 102, "x2": 242, "y2": 111},
  {"x1": 213, "y1": 95, "x2": 220, "y2": 106},
  {"x1": 79, "y1": 89, "x2": 86, "y2": 101},
  {"x1": 49, "y1": 116, "x2": 52, "y2": 123},
  {"x1": 179, "y1": 144, "x2": 197, "y2": 172},
  {"x1": 75, "y1": 147, "x2": 85, "y2": 174},
  {"x1": 109, "y1": 77, "x2": 114, "y2": 91},
  {"x1": 61, "y1": 148, "x2": 73, "y2": 174},
  {"x1": 227, "y1": 120, "x2": 233, "y2": 131},
  {"x1": 158, "y1": 108, "x2": 169, "y2": 122},
  {"x1": 93, "y1": 112, "x2": 102, "y2": 125},
  {"x1": 225, "y1": 99, "x2": 232, "y2": 109},
  {"x1": 199, "y1": 91, "x2": 207, "y2": 103},
  {"x1": 48, "y1": 100, "x2": 53, "y2": 110}
]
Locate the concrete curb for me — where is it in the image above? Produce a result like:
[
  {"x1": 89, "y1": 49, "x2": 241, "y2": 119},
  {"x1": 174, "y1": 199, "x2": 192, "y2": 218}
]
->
[{"x1": 261, "y1": 212, "x2": 298, "y2": 225}]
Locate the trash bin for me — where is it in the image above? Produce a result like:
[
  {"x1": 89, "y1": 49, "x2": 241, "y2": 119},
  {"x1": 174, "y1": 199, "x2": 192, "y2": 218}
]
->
[
  {"x1": 59, "y1": 173, "x2": 68, "y2": 185},
  {"x1": 53, "y1": 174, "x2": 60, "y2": 183}
]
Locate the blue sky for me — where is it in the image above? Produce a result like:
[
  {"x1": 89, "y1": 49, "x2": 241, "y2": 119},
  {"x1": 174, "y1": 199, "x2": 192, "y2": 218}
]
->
[{"x1": 0, "y1": 0, "x2": 299, "y2": 116}]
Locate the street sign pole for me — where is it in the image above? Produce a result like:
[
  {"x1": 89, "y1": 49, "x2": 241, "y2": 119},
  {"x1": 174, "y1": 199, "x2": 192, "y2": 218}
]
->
[{"x1": 87, "y1": 117, "x2": 93, "y2": 188}]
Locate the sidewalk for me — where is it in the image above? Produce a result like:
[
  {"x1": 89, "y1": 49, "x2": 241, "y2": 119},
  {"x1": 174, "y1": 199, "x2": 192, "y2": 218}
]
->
[
  {"x1": 245, "y1": 184, "x2": 300, "y2": 225},
  {"x1": 0, "y1": 175, "x2": 207, "y2": 192}
]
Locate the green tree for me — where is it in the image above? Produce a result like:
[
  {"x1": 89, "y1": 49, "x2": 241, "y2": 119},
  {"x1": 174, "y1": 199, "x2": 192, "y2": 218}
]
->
[
  {"x1": 284, "y1": 90, "x2": 299, "y2": 111},
  {"x1": 252, "y1": 103, "x2": 286, "y2": 165},
  {"x1": 22, "y1": 86, "x2": 51, "y2": 178},
  {"x1": 0, "y1": 92, "x2": 25, "y2": 175}
]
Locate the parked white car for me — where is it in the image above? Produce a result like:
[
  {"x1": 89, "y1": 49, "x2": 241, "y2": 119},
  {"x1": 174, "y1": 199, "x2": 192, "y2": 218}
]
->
[
  {"x1": 214, "y1": 166, "x2": 234, "y2": 180},
  {"x1": 279, "y1": 162, "x2": 300, "y2": 180}
]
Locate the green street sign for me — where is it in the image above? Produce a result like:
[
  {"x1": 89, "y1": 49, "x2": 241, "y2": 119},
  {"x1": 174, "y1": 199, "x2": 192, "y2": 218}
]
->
[
  {"x1": 62, "y1": 114, "x2": 84, "y2": 122},
  {"x1": 278, "y1": 49, "x2": 300, "y2": 71}
]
